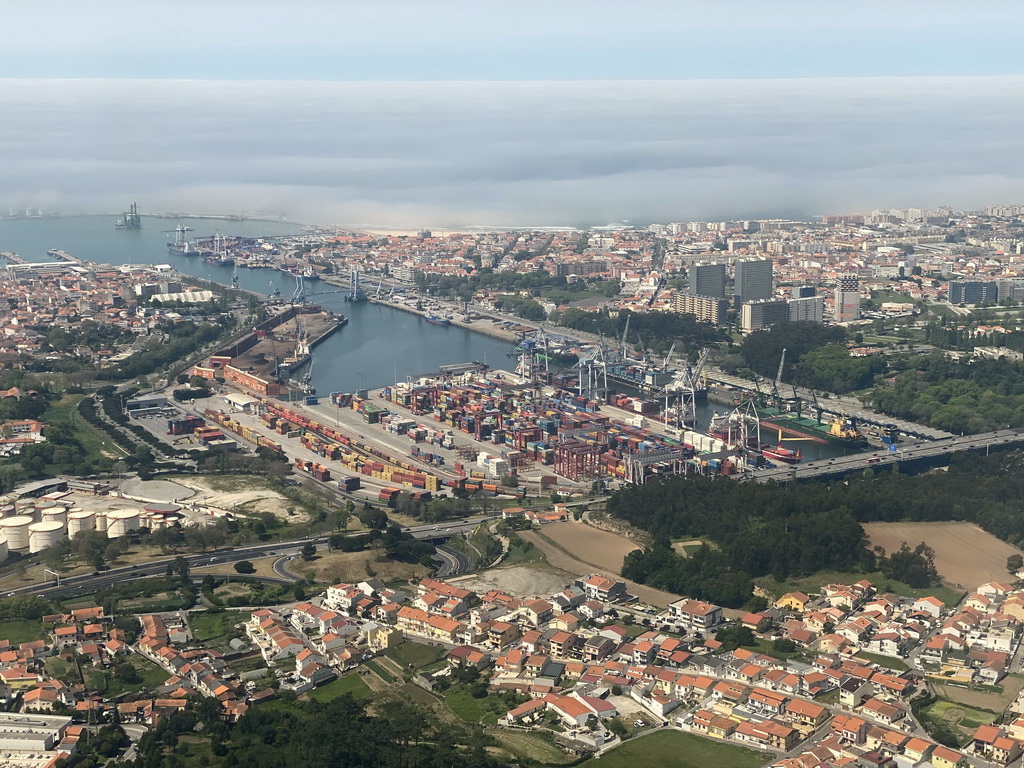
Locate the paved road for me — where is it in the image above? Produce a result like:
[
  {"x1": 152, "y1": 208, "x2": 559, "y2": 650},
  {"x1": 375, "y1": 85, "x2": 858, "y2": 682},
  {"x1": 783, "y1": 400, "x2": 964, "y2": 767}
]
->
[
  {"x1": 747, "y1": 427, "x2": 1024, "y2": 484},
  {"x1": 434, "y1": 544, "x2": 472, "y2": 578},
  {"x1": 6, "y1": 518, "x2": 490, "y2": 597}
]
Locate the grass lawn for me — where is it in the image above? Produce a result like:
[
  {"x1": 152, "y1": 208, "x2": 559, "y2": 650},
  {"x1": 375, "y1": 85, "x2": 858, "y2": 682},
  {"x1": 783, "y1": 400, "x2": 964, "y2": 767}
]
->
[
  {"x1": 922, "y1": 697, "x2": 998, "y2": 741},
  {"x1": 46, "y1": 394, "x2": 127, "y2": 460},
  {"x1": 444, "y1": 689, "x2": 501, "y2": 724},
  {"x1": 365, "y1": 659, "x2": 395, "y2": 683},
  {"x1": 502, "y1": 535, "x2": 547, "y2": 566},
  {"x1": 188, "y1": 610, "x2": 244, "y2": 647},
  {"x1": 743, "y1": 637, "x2": 804, "y2": 662},
  {"x1": 306, "y1": 674, "x2": 372, "y2": 702},
  {"x1": 585, "y1": 730, "x2": 764, "y2": 768},
  {"x1": 855, "y1": 651, "x2": 909, "y2": 672},
  {"x1": 0, "y1": 619, "x2": 44, "y2": 645},
  {"x1": 487, "y1": 728, "x2": 578, "y2": 765},
  {"x1": 83, "y1": 655, "x2": 169, "y2": 697},
  {"x1": 384, "y1": 640, "x2": 444, "y2": 671}
]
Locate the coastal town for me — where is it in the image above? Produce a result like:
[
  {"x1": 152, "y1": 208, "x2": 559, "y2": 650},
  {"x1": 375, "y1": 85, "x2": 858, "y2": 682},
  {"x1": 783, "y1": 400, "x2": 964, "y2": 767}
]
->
[{"x1": 2, "y1": 204, "x2": 1024, "y2": 767}]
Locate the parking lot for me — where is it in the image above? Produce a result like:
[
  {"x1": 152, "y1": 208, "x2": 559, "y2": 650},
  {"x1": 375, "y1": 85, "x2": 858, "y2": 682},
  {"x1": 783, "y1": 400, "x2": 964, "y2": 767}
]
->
[{"x1": 128, "y1": 404, "x2": 208, "y2": 449}]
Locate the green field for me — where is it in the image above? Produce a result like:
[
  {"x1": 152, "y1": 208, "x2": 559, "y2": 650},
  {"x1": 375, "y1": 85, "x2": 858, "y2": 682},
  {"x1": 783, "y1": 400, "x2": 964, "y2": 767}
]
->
[
  {"x1": 855, "y1": 651, "x2": 909, "y2": 671},
  {"x1": 443, "y1": 689, "x2": 501, "y2": 724},
  {"x1": 585, "y1": 730, "x2": 764, "y2": 768},
  {"x1": 384, "y1": 640, "x2": 444, "y2": 671},
  {"x1": 46, "y1": 394, "x2": 128, "y2": 461},
  {"x1": 0, "y1": 619, "x2": 44, "y2": 645},
  {"x1": 365, "y1": 659, "x2": 395, "y2": 683},
  {"x1": 488, "y1": 728, "x2": 578, "y2": 765},
  {"x1": 501, "y1": 535, "x2": 547, "y2": 566},
  {"x1": 188, "y1": 610, "x2": 245, "y2": 648},
  {"x1": 306, "y1": 674, "x2": 372, "y2": 702}
]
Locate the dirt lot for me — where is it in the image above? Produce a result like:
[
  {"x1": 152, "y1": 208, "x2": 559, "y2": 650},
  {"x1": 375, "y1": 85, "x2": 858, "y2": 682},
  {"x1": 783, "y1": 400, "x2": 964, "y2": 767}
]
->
[
  {"x1": 454, "y1": 565, "x2": 572, "y2": 598},
  {"x1": 519, "y1": 528, "x2": 681, "y2": 608},
  {"x1": 171, "y1": 475, "x2": 305, "y2": 522},
  {"x1": 932, "y1": 677, "x2": 1024, "y2": 712},
  {"x1": 863, "y1": 521, "x2": 1023, "y2": 590},
  {"x1": 298, "y1": 549, "x2": 428, "y2": 585},
  {"x1": 534, "y1": 521, "x2": 640, "y2": 575}
]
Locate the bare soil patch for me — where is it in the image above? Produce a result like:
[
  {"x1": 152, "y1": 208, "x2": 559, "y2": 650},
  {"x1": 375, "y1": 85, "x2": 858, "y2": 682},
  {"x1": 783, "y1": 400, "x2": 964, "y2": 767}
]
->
[
  {"x1": 536, "y1": 521, "x2": 640, "y2": 575},
  {"x1": 933, "y1": 677, "x2": 1024, "y2": 712},
  {"x1": 519, "y1": 529, "x2": 680, "y2": 608},
  {"x1": 863, "y1": 521, "x2": 1023, "y2": 590},
  {"x1": 301, "y1": 549, "x2": 428, "y2": 585},
  {"x1": 172, "y1": 475, "x2": 304, "y2": 522},
  {"x1": 454, "y1": 565, "x2": 571, "y2": 598}
]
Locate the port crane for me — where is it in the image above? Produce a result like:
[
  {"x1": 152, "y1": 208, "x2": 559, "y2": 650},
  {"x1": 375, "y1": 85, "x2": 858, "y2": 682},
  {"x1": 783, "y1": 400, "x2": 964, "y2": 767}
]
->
[{"x1": 656, "y1": 346, "x2": 709, "y2": 431}]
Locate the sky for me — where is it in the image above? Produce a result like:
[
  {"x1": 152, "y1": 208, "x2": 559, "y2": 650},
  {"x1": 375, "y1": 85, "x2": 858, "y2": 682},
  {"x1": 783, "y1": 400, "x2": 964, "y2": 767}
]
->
[{"x1": 1, "y1": 1, "x2": 1023, "y2": 226}]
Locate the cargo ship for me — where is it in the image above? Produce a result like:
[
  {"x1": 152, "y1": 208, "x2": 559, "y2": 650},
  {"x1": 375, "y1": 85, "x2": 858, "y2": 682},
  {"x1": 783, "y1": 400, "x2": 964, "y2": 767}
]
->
[
  {"x1": 759, "y1": 408, "x2": 869, "y2": 449},
  {"x1": 425, "y1": 315, "x2": 451, "y2": 326},
  {"x1": 760, "y1": 444, "x2": 803, "y2": 464}
]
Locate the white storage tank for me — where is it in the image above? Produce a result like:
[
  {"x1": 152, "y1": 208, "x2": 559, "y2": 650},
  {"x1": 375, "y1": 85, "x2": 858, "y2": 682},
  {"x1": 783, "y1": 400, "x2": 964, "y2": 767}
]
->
[
  {"x1": 28, "y1": 520, "x2": 65, "y2": 553},
  {"x1": 106, "y1": 510, "x2": 140, "y2": 538},
  {"x1": 41, "y1": 507, "x2": 67, "y2": 526},
  {"x1": 0, "y1": 504, "x2": 15, "y2": 518},
  {"x1": 95, "y1": 513, "x2": 109, "y2": 533},
  {"x1": 14, "y1": 498, "x2": 35, "y2": 515},
  {"x1": 67, "y1": 511, "x2": 96, "y2": 538},
  {"x1": 0, "y1": 535, "x2": 7, "y2": 562},
  {"x1": 0, "y1": 516, "x2": 34, "y2": 550}
]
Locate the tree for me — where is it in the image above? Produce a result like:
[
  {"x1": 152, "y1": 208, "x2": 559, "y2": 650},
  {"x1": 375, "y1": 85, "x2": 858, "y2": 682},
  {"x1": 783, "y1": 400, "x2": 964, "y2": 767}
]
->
[
  {"x1": 300, "y1": 542, "x2": 317, "y2": 561},
  {"x1": 1007, "y1": 554, "x2": 1023, "y2": 574},
  {"x1": 172, "y1": 555, "x2": 190, "y2": 585},
  {"x1": 234, "y1": 560, "x2": 255, "y2": 574},
  {"x1": 715, "y1": 623, "x2": 754, "y2": 652}
]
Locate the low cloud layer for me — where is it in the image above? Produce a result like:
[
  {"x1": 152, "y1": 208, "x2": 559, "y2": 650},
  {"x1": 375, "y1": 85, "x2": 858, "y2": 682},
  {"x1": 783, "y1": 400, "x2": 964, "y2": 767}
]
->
[{"x1": 1, "y1": 77, "x2": 1023, "y2": 227}]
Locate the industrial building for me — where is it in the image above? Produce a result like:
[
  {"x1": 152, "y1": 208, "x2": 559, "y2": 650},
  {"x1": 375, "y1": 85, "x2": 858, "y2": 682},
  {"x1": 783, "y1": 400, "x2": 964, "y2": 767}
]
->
[{"x1": 0, "y1": 712, "x2": 73, "y2": 752}]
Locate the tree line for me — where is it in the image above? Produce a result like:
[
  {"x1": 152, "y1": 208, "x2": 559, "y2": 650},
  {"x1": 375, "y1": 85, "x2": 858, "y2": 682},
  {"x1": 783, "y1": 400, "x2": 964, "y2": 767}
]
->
[{"x1": 613, "y1": 450, "x2": 1024, "y2": 606}]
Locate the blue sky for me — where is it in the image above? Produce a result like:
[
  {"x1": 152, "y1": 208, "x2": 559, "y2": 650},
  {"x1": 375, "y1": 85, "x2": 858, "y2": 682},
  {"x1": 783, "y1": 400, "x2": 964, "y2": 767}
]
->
[{"x1": 2, "y1": 1, "x2": 1024, "y2": 81}]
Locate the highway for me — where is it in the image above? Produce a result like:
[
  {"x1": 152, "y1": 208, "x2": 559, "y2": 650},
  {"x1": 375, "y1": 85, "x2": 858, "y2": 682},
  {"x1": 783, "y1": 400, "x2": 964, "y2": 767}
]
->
[
  {"x1": 747, "y1": 428, "x2": 1024, "y2": 484},
  {"x1": 6, "y1": 518, "x2": 490, "y2": 598},
  {"x1": 434, "y1": 544, "x2": 472, "y2": 578}
]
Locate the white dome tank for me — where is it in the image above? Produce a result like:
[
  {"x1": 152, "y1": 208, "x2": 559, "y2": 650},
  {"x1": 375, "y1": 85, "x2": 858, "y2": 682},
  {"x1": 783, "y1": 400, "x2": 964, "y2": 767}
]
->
[
  {"x1": 41, "y1": 507, "x2": 67, "y2": 526},
  {"x1": 106, "y1": 510, "x2": 141, "y2": 538},
  {"x1": 0, "y1": 535, "x2": 7, "y2": 562},
  {"x1": 67, "y1": 511, "x2": 96, "y2": 538},
  {"x1": 28, "y1": 520, "x2": 65, "y2": 553},
  {"x1": 0, "y1": 516, "x2": 34, "y2": 549}
]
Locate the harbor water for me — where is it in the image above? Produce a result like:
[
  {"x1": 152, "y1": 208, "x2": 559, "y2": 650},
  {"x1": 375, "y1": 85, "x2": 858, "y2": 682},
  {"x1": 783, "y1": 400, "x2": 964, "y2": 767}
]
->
[{"x1": 0, "y1": 215, "x2": 852, "y2": 459}]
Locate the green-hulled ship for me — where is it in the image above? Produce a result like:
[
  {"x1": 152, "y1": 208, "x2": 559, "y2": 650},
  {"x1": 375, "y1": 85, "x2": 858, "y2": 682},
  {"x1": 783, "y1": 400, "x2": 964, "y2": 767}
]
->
[{"x1": 757, "y1": 406, "x2": 870, "y2": 449}]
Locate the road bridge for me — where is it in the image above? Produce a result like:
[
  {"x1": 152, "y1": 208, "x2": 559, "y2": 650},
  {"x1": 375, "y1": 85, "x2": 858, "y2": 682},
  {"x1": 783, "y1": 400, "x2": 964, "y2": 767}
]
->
[{"x1": 746, "y1": 428, "x2": 1024, "y2": 484}]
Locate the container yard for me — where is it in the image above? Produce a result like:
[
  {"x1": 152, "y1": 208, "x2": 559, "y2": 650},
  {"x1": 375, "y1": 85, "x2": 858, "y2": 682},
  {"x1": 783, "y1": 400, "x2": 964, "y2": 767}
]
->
[{"x1": 210, "y1": 366, "x2": 743, "y2": 493}]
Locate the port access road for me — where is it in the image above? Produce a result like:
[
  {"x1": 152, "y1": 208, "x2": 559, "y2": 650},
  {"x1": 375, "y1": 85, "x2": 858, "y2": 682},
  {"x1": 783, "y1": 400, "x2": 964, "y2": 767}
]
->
[{"x1": 747, "y1": 428, "x2": 1024, "y2": 484}]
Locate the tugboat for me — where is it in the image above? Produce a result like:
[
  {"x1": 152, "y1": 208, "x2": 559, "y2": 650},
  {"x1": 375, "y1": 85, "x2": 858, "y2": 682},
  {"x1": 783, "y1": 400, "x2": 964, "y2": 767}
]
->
[{"x1": 760, "y1": 444, "x2": 803, "y2": 464}]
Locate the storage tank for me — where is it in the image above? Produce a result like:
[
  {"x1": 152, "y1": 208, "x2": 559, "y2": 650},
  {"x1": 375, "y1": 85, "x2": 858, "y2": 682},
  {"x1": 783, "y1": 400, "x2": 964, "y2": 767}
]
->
[
  {"x1": 14, "y1": 498, "x2": 35, "y2": 514},
  {"x1": 0, "y1": 516, "x2": 33, "y2": 550},
  {"x1": 0, "y1": 504, "x2": 14, "y2": 519},
  {"x1": 28, "y1": 520, "x2": 65, "y2": 553},
  {"x1": 41, "y1": 507, "x2": 67, "y2": 526},
  {"x1": 0, "y1": 535, "x2": 7, "y2": 562},
  {"x1": 106, "y1": 510, "x2": 140, "y2": 538},
  {"x1": 34, "y1": 500, "x2": 57, "y2": 513},
  {"x1": 67, "y1": 511, "x2": 96, "y2": 538},
  {"x1": 95, "y1": 513, "x2": 108, "y2": 533}
]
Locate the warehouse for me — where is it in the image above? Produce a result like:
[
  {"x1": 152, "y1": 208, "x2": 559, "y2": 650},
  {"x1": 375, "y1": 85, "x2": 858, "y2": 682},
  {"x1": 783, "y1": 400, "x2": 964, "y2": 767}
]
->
[{"x1": 0, "y1": 711, "x2": 73, "y2": 752}]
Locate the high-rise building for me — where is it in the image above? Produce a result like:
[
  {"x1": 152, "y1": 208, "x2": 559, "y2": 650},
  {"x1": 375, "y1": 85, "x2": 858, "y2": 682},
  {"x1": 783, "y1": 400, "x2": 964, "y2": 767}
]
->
[
  {"x1": 834, "y1": 275, "x2": 860, "y2": 322},
  {"x1": 740, "y1": 299, "x2": 790, "y2": 333},
  {"x1": 690, "y1": 262, "x2": 726, "y2": 299},
  {"x1": 671, "y1": 294, "x2": 730, "y2": 325},
  {"x1": 948, "y1": 281, "x2": 999, "y2": 305},
  {"x1": 796, "y1": 286, "x2": 817, "y2": 298},
  {"x1": 733, "y1": 259, "x2": 773, "y2": 305},
  {"x1": 788, "y1": 295, "x2": 824, "y2": 323}
]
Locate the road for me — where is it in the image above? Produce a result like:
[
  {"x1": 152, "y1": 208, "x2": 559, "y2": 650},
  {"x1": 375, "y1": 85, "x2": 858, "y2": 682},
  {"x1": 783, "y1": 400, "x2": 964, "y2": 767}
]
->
[
  {"x1": 6, "y1": 518, "x2": 491, "y2": 597},
  {"x1": 434, "y1": 544, "x2": 472, "y2": 578},
  {"x1": 747, "y1": 427, "x2": 1024, "y2": 484}
]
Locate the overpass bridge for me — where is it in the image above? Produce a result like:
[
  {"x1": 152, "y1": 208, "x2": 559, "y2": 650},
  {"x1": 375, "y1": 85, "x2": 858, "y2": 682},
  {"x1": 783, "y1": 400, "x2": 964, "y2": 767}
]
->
[{"x1": 746, "y1": 428, "x2": 1024, "y2": 484}]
